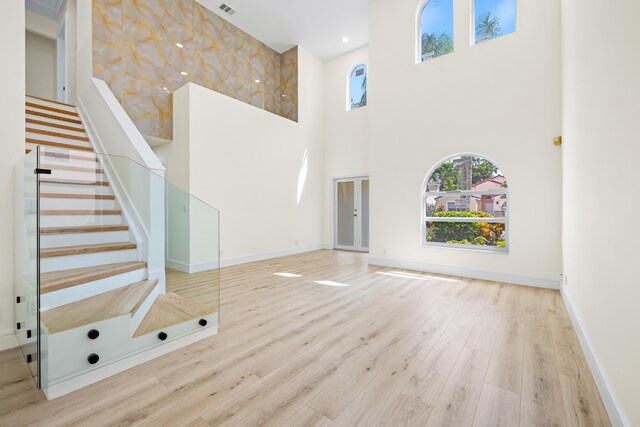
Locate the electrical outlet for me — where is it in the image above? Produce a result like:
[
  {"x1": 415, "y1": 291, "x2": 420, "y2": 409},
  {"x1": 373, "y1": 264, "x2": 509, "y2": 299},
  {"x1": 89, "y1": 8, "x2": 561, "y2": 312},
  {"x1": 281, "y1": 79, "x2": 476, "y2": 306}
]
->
[
  {"x1": 382, "y1": 248, "x2": 387, "y2": 255},
  {"x1": 561, "y1": 274, "x2": 568, "y2": 286},
  {"x1": 295, "y1": 240, "x2": 298, "y2": 247}
]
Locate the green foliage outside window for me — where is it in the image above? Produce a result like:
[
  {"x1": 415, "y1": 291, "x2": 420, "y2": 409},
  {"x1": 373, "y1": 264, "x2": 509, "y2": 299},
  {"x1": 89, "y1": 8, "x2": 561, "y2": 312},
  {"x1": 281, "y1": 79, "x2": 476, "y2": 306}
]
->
[{"x1": 426, "y1": 211, "x2": 506, "y2": 247}]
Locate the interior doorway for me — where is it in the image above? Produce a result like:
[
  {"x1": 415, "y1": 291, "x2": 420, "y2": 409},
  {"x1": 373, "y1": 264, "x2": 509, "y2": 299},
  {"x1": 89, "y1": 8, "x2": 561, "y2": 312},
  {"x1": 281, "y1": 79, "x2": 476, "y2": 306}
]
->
[{"x1": 334, "y1": 177, "x2": 369, "y2": 252}]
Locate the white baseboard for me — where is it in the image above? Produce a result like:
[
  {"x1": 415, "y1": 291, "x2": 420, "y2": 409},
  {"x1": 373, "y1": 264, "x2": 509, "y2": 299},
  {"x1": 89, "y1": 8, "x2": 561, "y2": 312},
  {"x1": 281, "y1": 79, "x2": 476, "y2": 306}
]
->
[
  {"x1": 368, "y1": 257, "x2": 561, "y2": 290},
  {"x1": 0, "y1": 329, "x2": 18, "y2": 351},
  {"x1": 560, "y1": 287, "x2": 627, "y2": 427},
  {"x1": 220, "y1": 244, "x2": 327, "y2": 268},
  {"x1": 43, "y1": 324, "x2": 218, "y2": 400}
]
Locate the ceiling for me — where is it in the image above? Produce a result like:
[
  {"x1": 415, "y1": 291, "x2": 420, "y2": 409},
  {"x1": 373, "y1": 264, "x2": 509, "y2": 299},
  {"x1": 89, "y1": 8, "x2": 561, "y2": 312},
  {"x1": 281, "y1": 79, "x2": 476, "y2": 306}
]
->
[
  {"x1": 197, "y1": 0, "x2": 369, "y2": 61},
  {"x1": 25, "y1": 0, "x2": 65, "y2": 20}
]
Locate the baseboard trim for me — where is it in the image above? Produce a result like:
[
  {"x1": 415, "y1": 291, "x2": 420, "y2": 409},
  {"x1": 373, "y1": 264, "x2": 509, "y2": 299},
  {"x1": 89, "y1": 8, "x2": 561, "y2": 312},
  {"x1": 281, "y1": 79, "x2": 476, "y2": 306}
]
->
[
  {"x1": 220, "y1": 244, "x2": 326, "y2": 268},
  {"x1": 0, "y1": 329, "x2": 18, "y2": 351},
  {"x1": 560, "y1": 287, "x2": 627, "y2": 427},
  {"x1": 368, "y1": 257, "x2": 561, "y2": 289},
  {"x1": 43, "y1": 324, "x2": 218, "y2": 400}
]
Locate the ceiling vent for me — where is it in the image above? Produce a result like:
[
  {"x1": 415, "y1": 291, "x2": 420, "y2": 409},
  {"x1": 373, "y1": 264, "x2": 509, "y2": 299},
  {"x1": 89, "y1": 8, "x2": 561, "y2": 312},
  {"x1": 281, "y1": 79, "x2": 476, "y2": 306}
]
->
[{"x1": 219, "y1": 3, "x2": 236, "y2": 15}]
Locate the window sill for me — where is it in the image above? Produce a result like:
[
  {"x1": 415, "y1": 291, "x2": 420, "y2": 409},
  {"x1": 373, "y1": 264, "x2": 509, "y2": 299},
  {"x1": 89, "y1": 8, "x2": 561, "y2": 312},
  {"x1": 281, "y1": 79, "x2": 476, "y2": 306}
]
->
[{"x1": 421, "y1": 242, "x2": 509, "y2": 253}]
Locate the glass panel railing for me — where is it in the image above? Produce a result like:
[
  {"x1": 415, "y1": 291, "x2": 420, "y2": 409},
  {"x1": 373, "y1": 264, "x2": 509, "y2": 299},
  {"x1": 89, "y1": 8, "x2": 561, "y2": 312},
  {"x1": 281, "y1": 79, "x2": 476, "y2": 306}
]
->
[
  {"x1": 14, "y1": 147, "x2": 40, "y2": 387},
  {"x1": 33, "y1": 146, "x2": 220, "y2": 390}
]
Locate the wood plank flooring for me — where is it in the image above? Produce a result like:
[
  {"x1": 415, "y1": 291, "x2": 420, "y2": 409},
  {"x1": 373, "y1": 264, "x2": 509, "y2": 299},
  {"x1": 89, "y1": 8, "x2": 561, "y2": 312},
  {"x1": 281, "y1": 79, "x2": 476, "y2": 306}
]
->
[{"x1": 0, "y1": 250, "x2": 610, "y2": 426}]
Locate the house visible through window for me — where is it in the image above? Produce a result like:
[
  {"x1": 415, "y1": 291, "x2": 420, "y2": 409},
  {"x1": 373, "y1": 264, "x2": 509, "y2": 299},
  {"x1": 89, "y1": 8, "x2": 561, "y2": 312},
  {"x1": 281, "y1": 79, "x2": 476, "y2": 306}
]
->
[
  {"x1": 349, "y1": 65, "x2": 367, "y2": 110},
  {"x1": 422, "y1": 154, "x2": 508, "y2": 250},
  {"x1": 419, "y1": 0, "x2": 454, "y2": 62},
  {"x1": 474, "y1": 0, "x2": 517, "y2": 44}
]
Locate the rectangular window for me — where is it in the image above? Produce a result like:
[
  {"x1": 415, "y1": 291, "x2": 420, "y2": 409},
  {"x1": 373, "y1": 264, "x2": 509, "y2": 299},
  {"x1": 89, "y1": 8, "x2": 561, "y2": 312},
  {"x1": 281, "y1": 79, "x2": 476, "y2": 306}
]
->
[{"x1": 474, "y1": 0, "x2": 517, "y2": 44}]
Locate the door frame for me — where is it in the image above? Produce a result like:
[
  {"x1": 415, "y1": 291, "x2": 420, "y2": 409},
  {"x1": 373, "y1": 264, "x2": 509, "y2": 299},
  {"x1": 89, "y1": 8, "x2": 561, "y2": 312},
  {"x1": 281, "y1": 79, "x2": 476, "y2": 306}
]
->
[{"x1": 333, "y1": 176, "x2": 369, "y2": 252}]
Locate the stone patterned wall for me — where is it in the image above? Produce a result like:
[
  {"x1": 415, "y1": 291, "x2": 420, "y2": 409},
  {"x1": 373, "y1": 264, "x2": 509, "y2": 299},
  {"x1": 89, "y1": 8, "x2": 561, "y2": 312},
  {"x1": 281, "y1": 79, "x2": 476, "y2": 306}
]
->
[{"x1": 93, "y1": 0, "x2": 299, "y2": 140}]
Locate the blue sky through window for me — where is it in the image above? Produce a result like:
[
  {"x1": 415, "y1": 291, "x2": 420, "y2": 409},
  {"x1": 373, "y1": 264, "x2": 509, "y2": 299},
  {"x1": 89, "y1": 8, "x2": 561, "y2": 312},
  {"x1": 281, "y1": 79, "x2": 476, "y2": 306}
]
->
[
  {"x1": 420, "y1": 0, "x2": 454, "y2": 39},
  {"x1": 475, "y1": 0, "x2": 516, "y2": 42},
  {"x1": 350, "y1": 65, "x2": 366, "y2": 110}
]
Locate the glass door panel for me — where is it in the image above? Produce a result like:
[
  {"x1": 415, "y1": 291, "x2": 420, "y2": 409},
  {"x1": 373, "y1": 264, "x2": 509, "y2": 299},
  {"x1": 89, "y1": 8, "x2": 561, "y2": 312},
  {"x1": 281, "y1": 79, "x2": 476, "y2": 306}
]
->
[{"x1": 336, "y1": 181, "x2": 355, "y2": 247}]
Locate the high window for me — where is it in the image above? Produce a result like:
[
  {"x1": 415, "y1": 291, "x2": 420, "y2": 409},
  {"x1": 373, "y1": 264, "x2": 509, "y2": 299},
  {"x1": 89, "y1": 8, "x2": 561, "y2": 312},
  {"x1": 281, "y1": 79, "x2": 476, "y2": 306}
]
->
[
  {"x1": 474, "y1": 0, "x2": 517, "y2": 44},
  {"x1": 418, "y1": 0, "x2": 454, "y2": 62},
  {"x1": 349, "y1": 64, "x2": 367, "y2": 110},
  {"x1": 422, "y1": 154, "x2": 508, "y2": 251}
]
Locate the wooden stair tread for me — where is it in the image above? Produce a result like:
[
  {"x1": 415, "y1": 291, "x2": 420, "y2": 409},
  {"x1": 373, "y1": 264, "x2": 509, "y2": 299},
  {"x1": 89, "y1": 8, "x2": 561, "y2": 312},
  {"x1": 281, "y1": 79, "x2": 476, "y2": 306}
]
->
[
  {"x1": 40, "y1": 163, "x2": 103, "y2": 173},
  {"x1": 26, "y1": 118, "x2": 85, "y2": 133},
  {"x1": 40, "y1": 177, "x2": 108, "y2": 186},
  {"x1": 26, "y1": 94, "x2": 77, "y2": 108},
  {"x1": 40, "y1": 209, "x2": 121, "y2": 216},
  {"x1": 40, "y1": 242, "x2": 136, "y2": 258},
  {"x1": 25, "y1": 109, "x2": 82, "y2": 125},
  {"x1": 40, "y1": 193, "x2": 115, "y2": 200},
  {"x1": 40, "y1": 225, "x2": 129, "y2": 235},
  {"x1": 134, "y1": 293, "x2": 215, "y2": 337},
  {"x1": 26, "y1": 128, "x2": 90, "y2": 142},
  {"x1": 25, "y1": 102, "x2": 79, "y2": 117},
  {"x1": 41, "y1": 261, "x2": 147, "y2": 294},
  {"x1": 26, "y1": 138, "x2": 93, "y2": 152},
  {"x1": 41, "y1": 279, "x2": 158, "y2": 334}
]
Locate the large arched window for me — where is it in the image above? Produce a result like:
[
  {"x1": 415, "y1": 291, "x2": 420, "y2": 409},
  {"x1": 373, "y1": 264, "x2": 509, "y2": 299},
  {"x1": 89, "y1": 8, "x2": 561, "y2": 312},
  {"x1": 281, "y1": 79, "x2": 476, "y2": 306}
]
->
[
  {"x1": 418, "y1": 0, "x2": 454, "y2": 63},
  {"x1": 422, "y1": 154, "x2": 508, "y2": 251},
  {"x1": 348, "y1": 64, "x2": 367, "y2": 110}
]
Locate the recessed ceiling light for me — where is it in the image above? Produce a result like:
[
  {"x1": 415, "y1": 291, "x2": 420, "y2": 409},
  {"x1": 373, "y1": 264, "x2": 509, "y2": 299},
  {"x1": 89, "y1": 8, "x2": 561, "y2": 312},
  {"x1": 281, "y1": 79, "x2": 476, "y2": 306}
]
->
[
  {"x1": 281, "y1": 94, "x2": 286, "y2": 98},
  {"x1": 163, "y1": 87, "x2": 168, "y2": 90},
  {"x1": 176, "y1": 42, "x2": 184, "y2": 48},
  {"x1": 181, "y1": 71, "x2": 188, "y2": 76},
  {"x1": 342, "y1": 36, "x2": 349, "y2": 43},
  {"x1": 255, "y1": 79, "x2": 260, "y2": 83}
]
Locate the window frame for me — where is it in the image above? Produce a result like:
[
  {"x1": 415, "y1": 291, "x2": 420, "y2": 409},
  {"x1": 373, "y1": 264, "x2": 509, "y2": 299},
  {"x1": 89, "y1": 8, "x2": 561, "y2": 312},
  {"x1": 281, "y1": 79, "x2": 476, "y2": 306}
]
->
[
  {"x1": 416, "y1": 0, "x2": 455, "y2": 64},
  {"x1": 421, "y1": 153, "x2": 509, "y2": 253},
  {"x1": 471, "y1": 0, "x2": 518, "y2": 46},
  {"x1": 347, "y1": 63, "x2": 367, "y2": 111}
]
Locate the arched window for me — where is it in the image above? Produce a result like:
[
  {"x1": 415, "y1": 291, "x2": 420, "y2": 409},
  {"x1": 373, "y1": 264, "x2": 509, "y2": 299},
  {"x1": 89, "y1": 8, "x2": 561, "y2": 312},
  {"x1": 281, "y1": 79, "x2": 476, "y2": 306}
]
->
[
  {"x1": 422, "y1": 154, "x2": 508, "y2": 251},
  {"x1": 418, "y1": 0, "x2": 454, "y2": 63},
  {"x1": 348, "y1": 64, "x2": 367, "y2": 110},
  {"x1": 473, "y1": 0, "x2": 517, "y2": 44}
]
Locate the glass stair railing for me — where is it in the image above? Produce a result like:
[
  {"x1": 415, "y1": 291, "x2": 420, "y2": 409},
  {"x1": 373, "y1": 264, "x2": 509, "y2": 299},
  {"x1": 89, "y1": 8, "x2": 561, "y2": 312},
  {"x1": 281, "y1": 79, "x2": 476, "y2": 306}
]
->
[{"x1": 14, "y1": 146, "x2": 220, "y2": 395}]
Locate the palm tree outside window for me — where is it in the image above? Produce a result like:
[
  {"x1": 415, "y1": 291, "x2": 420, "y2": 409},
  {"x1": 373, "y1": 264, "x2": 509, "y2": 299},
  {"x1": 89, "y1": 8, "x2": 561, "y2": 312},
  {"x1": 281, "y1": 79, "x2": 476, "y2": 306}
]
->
[
  {"x1": 418, "y1": 0, "x2": 454, "y2": 62},
  {"x1": 474, "y1": 0, "x2": 517, "y2": 44}
]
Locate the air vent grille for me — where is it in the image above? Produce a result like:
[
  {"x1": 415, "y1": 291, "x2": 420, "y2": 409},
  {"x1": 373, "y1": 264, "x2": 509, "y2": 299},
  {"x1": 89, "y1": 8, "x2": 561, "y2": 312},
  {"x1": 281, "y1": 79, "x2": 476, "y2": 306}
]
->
[{"x1": 219, "y1": 3, "x2": 236, "y2": 15}]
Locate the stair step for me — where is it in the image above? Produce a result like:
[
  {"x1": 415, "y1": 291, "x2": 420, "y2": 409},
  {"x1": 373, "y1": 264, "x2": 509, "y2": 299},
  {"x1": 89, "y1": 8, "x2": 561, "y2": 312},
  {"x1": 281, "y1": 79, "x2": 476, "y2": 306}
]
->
[
  {"x1": 40, "y1": 210, "x2": 121, "y2": 215},
  {"x1": 41, "y1": 261, "x2": 147, "y2": 294},
  {"x1": 40, "y1": 193, "x2": 115, "y2": 200},
  {"x1": 37, "y1": 149, "x2": 98, "y2": 162},
  {"x1": 134, "y1": 293, "x2": 215, "y2": 337},
  {"x1": 40, "y1": 225, "x2": 129, "y2": 235},
  {"x1": 26, "y1": 94, "x2": 76, "y2": 109},
  {"x1": 41, "y1": 279, "x2": 158, "y2": 334},
  {"x1": 26, "y1": 109, "x2": 82, "y2": 125},
  {"x1": 26, "y1": 118, "x2": 85, "y2": 133},
  {"x1": 26, "y1": 138, "x2": 93, "y2": 152},
  {"x1": 25, "y1": 102, "x2": 79, "y2": 117},
  {"x1": 40, "y1": 177, "x2": 109, "y2": 186},
  {"x1": 40, "y1": 242, "x2": 136, "y2": 258},
  {"x1": 26, "y1": 128, "x2": 89, "y2": 142},
  {"x1": 40, "y1": 163, "x2": 103, "y2": 174}
]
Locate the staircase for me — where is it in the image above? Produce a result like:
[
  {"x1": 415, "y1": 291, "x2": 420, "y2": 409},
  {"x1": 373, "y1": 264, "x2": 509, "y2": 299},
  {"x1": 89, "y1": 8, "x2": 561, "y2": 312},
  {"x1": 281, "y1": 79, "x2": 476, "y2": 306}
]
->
[{"x1": 24, "y1": 95, "x2": 216, "y2": 391}]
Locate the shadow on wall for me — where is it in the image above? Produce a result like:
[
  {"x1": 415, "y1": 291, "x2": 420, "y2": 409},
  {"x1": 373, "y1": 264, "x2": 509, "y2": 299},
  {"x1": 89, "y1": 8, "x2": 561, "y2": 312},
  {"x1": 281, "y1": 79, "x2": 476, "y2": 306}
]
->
[{"x1": 92, "y1": 0, "x2": 298, "y2": 140}]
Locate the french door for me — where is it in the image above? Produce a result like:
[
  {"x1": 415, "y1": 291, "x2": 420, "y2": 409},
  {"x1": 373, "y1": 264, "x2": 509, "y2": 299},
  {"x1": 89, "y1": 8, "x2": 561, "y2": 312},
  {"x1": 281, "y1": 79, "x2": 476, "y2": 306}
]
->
[{"x1": 334, "y1": 177, "x2": 369, "y2": 252}]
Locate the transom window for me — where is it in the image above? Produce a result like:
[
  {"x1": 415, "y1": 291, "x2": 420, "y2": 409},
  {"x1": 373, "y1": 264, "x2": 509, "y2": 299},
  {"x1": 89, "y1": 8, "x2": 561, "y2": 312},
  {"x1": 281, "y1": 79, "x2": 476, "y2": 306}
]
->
[
  {"x1": 349, "y1": 64, "x2": 367, "y2": 110},
  {"x1": 474, "y1": 0, "x2": 517, "y2": 44},
  {"x1": 422, "y1": 154, "x2": 508, "y2": 251},
  {"x1": 418, "y1": 0, "x2": 454, "y2": 62}
]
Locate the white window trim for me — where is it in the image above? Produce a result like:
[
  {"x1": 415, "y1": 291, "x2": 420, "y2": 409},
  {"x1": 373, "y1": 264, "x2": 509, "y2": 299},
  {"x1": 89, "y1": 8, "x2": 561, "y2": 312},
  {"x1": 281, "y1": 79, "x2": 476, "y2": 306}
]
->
[{"x1": 420, "y1": 154, "x2": 509, "y2": 253}]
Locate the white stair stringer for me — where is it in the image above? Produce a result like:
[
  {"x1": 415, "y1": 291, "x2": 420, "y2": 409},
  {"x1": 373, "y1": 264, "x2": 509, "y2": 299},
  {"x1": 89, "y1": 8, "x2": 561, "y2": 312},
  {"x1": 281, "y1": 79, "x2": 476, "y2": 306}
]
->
[{"x1": 41, "y1": 267, "x2": 148, "y2": 310}]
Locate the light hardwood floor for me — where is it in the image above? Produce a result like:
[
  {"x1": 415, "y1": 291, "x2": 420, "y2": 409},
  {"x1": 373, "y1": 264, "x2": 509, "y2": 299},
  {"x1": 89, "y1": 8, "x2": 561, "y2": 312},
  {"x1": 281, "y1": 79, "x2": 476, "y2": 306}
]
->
[{"x1": 0, "y1": 250, "x2": 610, "y2": 426}]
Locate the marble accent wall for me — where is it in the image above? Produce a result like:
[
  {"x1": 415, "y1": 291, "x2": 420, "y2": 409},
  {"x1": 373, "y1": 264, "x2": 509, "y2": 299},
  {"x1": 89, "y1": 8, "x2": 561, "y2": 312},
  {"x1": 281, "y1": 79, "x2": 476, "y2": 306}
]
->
[{"x1": 93, "y1": 0, "x2": 299, "y2": 140}]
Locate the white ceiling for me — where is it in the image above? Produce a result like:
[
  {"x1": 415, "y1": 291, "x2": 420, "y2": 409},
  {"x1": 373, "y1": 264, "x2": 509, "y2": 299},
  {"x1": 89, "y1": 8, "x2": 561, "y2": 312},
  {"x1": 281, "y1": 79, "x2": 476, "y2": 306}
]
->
[
  {"x1": 25, "y1": 0, "x2": 65, "y2": 20},
  {"x1": 197, "y1": 0, "x2": 369, "y2": 61}
]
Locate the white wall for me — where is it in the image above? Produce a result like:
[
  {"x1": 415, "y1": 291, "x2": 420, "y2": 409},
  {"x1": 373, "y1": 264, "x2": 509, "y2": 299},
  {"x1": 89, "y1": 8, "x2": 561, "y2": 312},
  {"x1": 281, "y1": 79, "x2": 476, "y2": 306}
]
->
[
  {"x1": 26, "y1": 10, "x2": 57, "y2": 39},
  {"x1": 0, "y1": 3, "x2": 25, "y2": 351},
  {"x1": 367, "y1": 0, "x2": 562, "y2": 286},
  {"x1": 322, "y1": 46, "x2": 370, "y2": 246},
  {"x1": 26, "y1": 30, "x2": 56, "y2": 100},
  {"x1": 161, "y1": 47, "x2": 325, "y2": 265},
  {"x1": 561, "y1": 0, "x2": 640, "y2": 424}
]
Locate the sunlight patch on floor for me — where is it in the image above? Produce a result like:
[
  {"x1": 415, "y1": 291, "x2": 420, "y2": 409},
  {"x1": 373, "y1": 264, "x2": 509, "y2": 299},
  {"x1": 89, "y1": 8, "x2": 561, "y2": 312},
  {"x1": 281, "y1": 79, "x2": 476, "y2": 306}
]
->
[
  {"x1": 376, "y1": 271, "x2": 461, "y2": 283},
  {"x1": 314, "y1": 280, "x2": 349, "y2": 287},
  {"x1": 274, "y1": 272, "x2": 303, "y2": 278}
]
